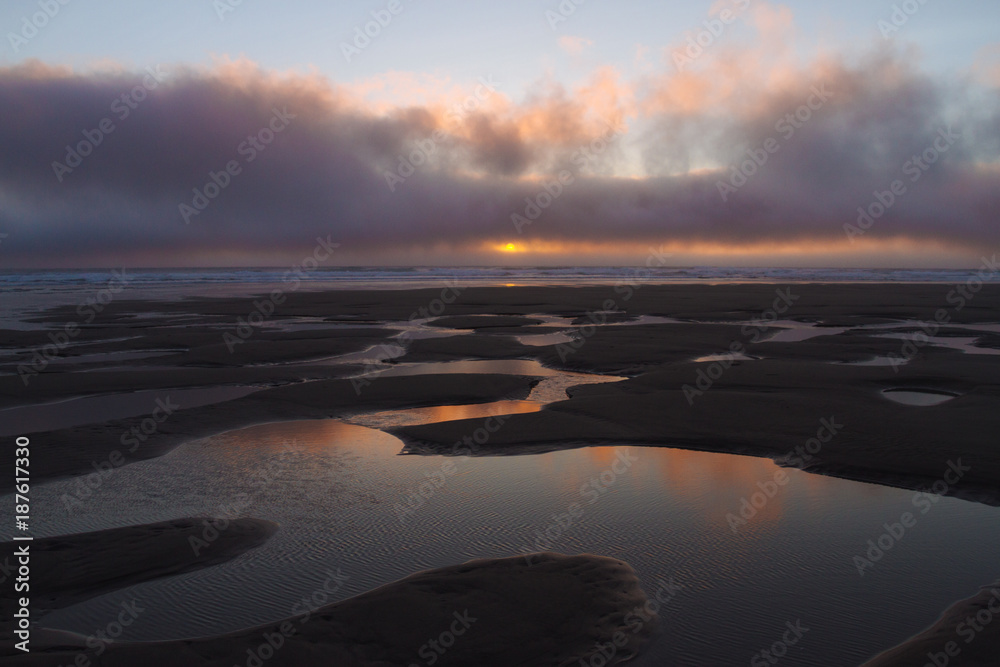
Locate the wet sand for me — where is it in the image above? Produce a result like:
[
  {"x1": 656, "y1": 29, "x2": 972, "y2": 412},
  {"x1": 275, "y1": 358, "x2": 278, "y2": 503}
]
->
[
  {"x1": 4, "y1": 283, "x2": 1000, "y2": 665},
  {"x1": 395, "y1": 347, "x2": 1000, "y2": 504},
  {"x1": 7, "y1": 552, "x2": 656, "y2": 667},
  {"x1": 862, "y1": 582, "x2": 1000, "y2": 666},
  {"x1": 9, "y1": 285, "x2": 1000, "y2": 502},
  {"x1": 1, "y1": 373, "x2": 539, "y2": 491},
  {"x1": 1, "y1": 518, "x2": 277, "y2": 652}
]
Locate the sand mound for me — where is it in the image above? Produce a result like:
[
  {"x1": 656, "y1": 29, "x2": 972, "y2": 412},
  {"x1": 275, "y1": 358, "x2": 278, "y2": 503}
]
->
[{"x1": 13, "y1": 553, "x2": 658, "y2": 667}]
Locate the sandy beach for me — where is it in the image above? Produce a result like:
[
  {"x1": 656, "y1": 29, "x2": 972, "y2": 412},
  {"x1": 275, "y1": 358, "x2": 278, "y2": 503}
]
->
[
  {"x1": 7, "y1": 284, "x2": 1000, "y2": 499},
  {"x1": 4, "y1": 283, "x2": 999, "y2": 665},
  {"x1": 6, "y1": 552, "x2": 656, "y2": 667},
  {"x1": 7, "y1": 2, "x2": 1000, "y2": 661},
  {"x1": 861, "y1": 582, "x2": 1000, "y2": 666},
  {"x1": 1, "y1": 518, "x2": 277, "y2": 653}
]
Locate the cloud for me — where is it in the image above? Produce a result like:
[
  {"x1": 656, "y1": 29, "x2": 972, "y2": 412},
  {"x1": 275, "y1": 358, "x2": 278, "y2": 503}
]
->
[
  {"x1": 558, "y1": 36, "x2": 594, "y2": 56},
  {"x1": 0, "y1": 17, "x2": 998, "y2": 268},
  {"x1": 972, "y1": 43, "x2": 1000, "y2": 87}
]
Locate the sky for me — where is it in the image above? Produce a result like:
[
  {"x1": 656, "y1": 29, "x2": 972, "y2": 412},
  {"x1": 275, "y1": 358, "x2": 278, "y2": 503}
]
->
[{"x1": 0, "y1": 0, "x2": 998, "y2": 268}]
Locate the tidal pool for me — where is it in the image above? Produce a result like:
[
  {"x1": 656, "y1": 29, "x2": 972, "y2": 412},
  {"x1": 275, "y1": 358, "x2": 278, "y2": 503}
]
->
[
  {"x1": 14, "y1": 414, "x2": 1000, "y2": 666},
  {"x1": 882, "y1": 388, "x2": 959, "y2": 406}
]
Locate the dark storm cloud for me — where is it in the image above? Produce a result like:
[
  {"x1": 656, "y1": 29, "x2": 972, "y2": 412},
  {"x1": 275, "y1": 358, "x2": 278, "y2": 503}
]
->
[{"x1": 0, "y1": 47, "x2": 997, "y2": 266}]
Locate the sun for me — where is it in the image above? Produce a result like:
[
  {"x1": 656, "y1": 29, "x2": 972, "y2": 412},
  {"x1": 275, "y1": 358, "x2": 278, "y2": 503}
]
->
[{"x1": 504, "y1": 243, "x2": 517, "y2": 251}]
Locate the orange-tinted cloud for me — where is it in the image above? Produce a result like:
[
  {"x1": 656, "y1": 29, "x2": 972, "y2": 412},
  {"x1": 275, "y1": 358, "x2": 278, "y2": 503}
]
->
[
  {"x1": 0, "y1": 6, "x2": 998, "y2": 268},
  {"x1": 559, "y1": 35, "x2": 594, "y2": 56}
]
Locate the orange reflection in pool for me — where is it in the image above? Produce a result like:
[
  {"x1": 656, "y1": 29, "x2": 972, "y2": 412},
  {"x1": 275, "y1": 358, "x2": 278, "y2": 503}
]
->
[
  {"x1": 211, "y1": 414, "x2": 892, "y2": 542},
  {"x1": 345, "y1": 400, "x2": 541, "y2": 430},
  {"x1": 535, "y1": 443, "x2": 868, "y2": 535}
]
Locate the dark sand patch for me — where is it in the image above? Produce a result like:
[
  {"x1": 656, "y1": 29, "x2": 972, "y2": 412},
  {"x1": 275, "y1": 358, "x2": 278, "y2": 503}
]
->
[
  {"x1": 0, "y1": 518, "x2": 277, "y2": 647},
  {"x1": 394, "y1": 352, "x2": 1000, "y2": 504},
  {"x1": 1, "y1": 324, "x2": 393, "y2": 373},
  {"x1": 144, "y1": 328, "x2": 395, "y2": 367},
  {"x1": 5, "y1": 373, "x2": 540, "y2": 491},
  {"x1": 973, "y1": 333, "x2": 1000, "y2": 350},
  {"x1": 571, "y1": 312, "x2": 634, "y2": 324},
  {"x1": 427, "y1": 315, "x2": 544, "y2": 328},
  {"x1": 862, "y1": 583, "x2": 1000, "y2": 666},
  {"x1": 531, "y1": 323, "x2": 777, "y2": 375},
  {"x1": 748, "y1": 330, "x2": 908, "y2": 363},
  {"x1": 473, "y1": 325, "x2": 570, "y2": 335},
  {"x1": 0, "y1": 364, "x2": 364, "y2": 409},
  {"x1": 10, "y1": 553, "x2": 656, "y2": 667},
  {"x1": 11, "y1": 284, "x2": 1000, "y2": 499},
  {"x1": 25, "y1": 284, "x2": 1000, "y2": 327},
  {"x1": 400, "y1": 333, "x2": 536, "y2": 361}
]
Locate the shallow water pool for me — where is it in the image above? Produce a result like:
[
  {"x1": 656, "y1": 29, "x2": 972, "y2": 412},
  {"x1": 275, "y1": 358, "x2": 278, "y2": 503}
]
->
[{"x1": 12, "y1": 415, "x2": 1000, "y2": 666}]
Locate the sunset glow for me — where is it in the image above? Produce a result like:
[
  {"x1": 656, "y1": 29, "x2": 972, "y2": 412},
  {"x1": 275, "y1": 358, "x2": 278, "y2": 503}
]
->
[
  {"x1": 5, "y1": 4, "x2": 1000, "y2": 665},
  {"x1": 0, "y1": 1, "x2": 997, "y2": 269}
]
